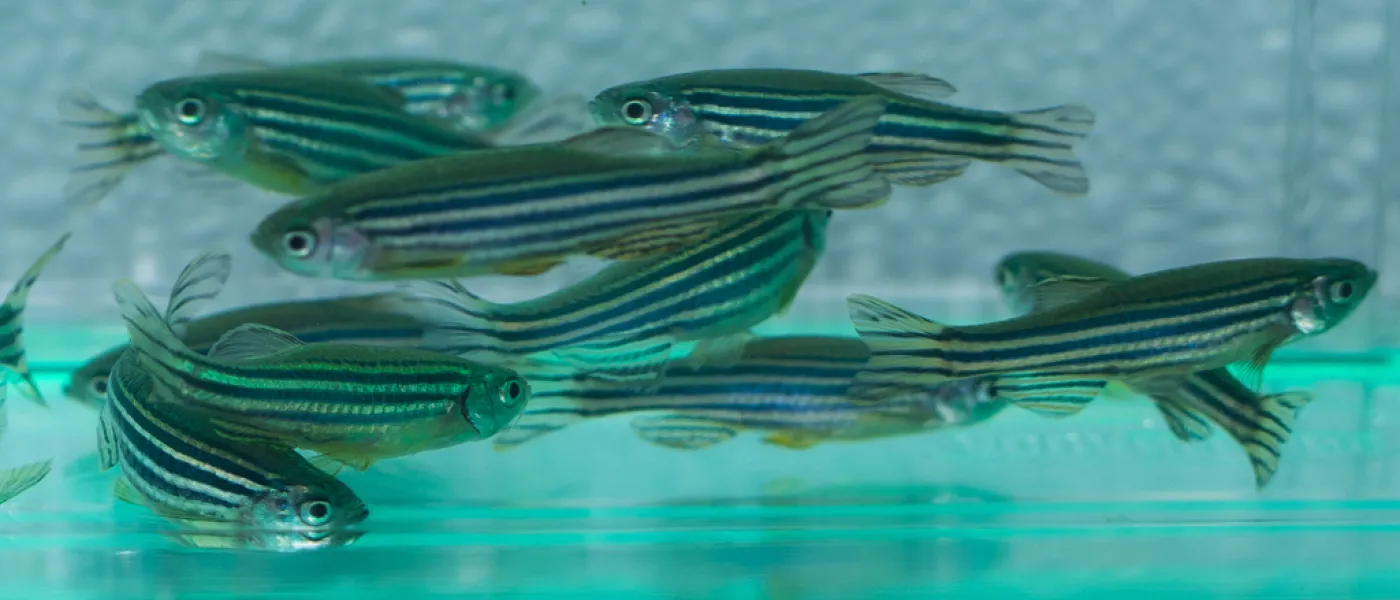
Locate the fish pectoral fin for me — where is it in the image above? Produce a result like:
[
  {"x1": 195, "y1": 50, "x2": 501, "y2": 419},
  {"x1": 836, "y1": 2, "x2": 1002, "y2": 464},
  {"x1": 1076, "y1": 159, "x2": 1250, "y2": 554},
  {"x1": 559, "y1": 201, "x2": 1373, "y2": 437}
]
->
[
  {"x1": 1022, "y1": 275, "x2": 1114, "y2": 313},
  {"x1": 111, "y1": 476, "x2": 144, "y2": 506},
  {"x1": 1150, "y1": 392, "x2": 1213, "y2": 442},
  {"x1": 856, "y1": 73, "x2": 958, "y2": 101},
  {"x1": 583, "y1": 221, "x2": 720, "y2": 261},
  {"x1": 762, "y1": 431, "x2": 825, "y2": 450},
  {"x1": 306, "y1": 454, "x2": 351, "y2": 477},
  {"x1": 996, "y1": 373, "x2": 1108, "y2": 418},
  {"x1": 192, "y1": 50, "x2": 275, "y2": 74},
  {"x1": 558, "y1": 126, "x2": 688, "y2": 157},
  {"x1": 206, "y1": 324, "x2": 306, "y2": 362},
  {"x1": 495, "y1": 256, "x2": 566, "y2": 277},
  {"x1": 1232, "y1": 332, "x2": 1287, "y2": 393},
  {"x1": 686, "y1": 332, "x2": 760, "y2": 367},
  {"x1": 1244, "y1": 391, "x2": 1315, "y2": 490},
  {"x1": 0, "y1": 459, "x2": 51, "y2": 505},
  {"x1": 313, "y1": 450, "x2": 374, "y2": 473},
  {"x1": 630, "y1": 414, "x2": 738, "y2": 450}
]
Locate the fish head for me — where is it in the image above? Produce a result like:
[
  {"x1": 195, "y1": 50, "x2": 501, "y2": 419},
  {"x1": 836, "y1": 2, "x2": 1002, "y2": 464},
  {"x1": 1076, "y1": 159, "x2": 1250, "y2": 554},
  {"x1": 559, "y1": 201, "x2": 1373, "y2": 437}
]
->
[
  {"x1": 588, "y1": 82, "x2": 705, "y2": 147},
  {"x1": 460, "y1": 366, "x2": 531, "y2": 439},
  {"x1": 135, "y1": 76, "x2": 249, "y2": 164},
  {"x1": 240, "y1": 481, "x2": 369, "y2": 552},
  {"x1": 1291, "y1": 259, "x2": 1379, "y2": 336},
  {"x1": 62, "y1": 364, "x2": 111, "y2": 412},
  {"x1": 992, "y1": 253, "x2": 1043, "y2": 315},
  {"x1": 251, "y1": 202, "x2": 375, "y2": 280},
  {"x1": 446, "y1": 72, "x2": 543, "y2": 131}
]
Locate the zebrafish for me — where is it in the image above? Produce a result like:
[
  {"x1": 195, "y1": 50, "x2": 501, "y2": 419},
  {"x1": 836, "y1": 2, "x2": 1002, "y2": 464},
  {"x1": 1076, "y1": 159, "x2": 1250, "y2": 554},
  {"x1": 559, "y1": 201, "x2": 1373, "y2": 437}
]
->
[
  {"x1": 111, "y1": 251, "x2": 530, "y2": 471},
  {"x1": 249, "y1": 96, "x2": 893, "y2": 281},
  {"x1": 496, "y1": 335, "x2": 1005, "y2": 451},
  {"x1": 99, "y1": 350, "x2": 367, "y2": 551},
  {"x1": 847, "y1": 257, "x2": 1375, "y2": 418},
  {"x1": 64, "y1": 291, "x2": 441, "y2": 411},
  {"x1": 1, "y1": 233, "x2": 71, "y2": 406},
  {"x1": 59, "y1": 70, "x2": 494, "y2": 208},
  {"x1": 589, "y1": 68, "x2": 1096, "y2": 196},
  {"x1": 995, "y1": 251, "x2": 1315, "y2": 488},
  {"x1": 399, "y1": 210, "x2": 831, "y2": 362}
]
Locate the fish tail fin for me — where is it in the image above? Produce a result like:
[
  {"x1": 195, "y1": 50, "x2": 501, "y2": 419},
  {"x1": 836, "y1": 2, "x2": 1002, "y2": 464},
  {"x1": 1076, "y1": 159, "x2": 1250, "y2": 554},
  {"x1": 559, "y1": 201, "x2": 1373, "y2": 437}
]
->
[
  {"x1": 162, "y1": 251, "x2": 234, "y2": 336},
  {"x1": 1003, "y1": 104, "x2": 1096, "y2": 197},
  {"x1": 0, "y1": 459, "x2": 52, "y2": 505},
  {"x1": 845, "y1": 294, "x2": 963, "y2": 399},
  {"x1": 768, "y1": 96, "x2": 893, "y2": 210},
  {"x1": 56, "y1": 89, "x2": 162, "y2": 209},
  {"x1": 1242, "y1": 391, "x2": 1314, "y2": 490},
  {"x1": 1, "y1": 233, "x2": 72, "y2": 406},
  {"x1": 382, "y1": 280, "x2": 509, "y2": 361}
]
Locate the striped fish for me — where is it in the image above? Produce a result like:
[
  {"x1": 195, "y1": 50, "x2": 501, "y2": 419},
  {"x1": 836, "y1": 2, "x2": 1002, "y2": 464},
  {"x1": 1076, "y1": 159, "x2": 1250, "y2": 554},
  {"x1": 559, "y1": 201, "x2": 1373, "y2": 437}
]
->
[
  {"x1": 995, "y1": 251, "x2": 1315, "y2": 489},
  {"x1": 399, "y1": 210, "x2": 832, "y2": 362},
  {"x1": 64, "y1": 291, "x2": 441, "y2": 411},
  {"x1": 99, "y1": 350, "x2": 368, "y2": 551},
  {"x1": 589, "y1": 68, "x2": 1096, "y2": 196},
  {"x1": 249, "y1": 96, "x2": 893, "y2": 281},
  {"x1": 0, "y1": 384, "x2": 52, "y2": 507},
  {"x1": 111, "y1": 251, "x2": 531, "y2": 472},
  {"x1": 847, "y1": 257, "x2": 1376, "y2": 419},
  {"x1": 496, "y1": 335, "x2": 1005, "y2": 451},
  {"x1": 59, "y1": 70, "x2": 494, "y2": 208},
  {"x1": 1, "y1": 233, "x2": 71, "y2": 406}
]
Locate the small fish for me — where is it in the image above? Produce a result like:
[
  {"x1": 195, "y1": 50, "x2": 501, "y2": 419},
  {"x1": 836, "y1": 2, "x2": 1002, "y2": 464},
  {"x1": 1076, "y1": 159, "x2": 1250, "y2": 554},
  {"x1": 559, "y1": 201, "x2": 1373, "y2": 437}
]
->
[
  {"x1": 590, "y1": 68, "x2": 1096, "y2": 195},
  {"x1": 64, "y1": 291, "x2": 442, "y2": 411},
  {"x1": 1, "y1": 233, "x2": 71, "y2": 406},
  {"x1": 847, "y1": 257, "x2": 1376, "y2": 418},
  {"x1": 111, "y1": 251, "x2": 530, "y2": 471},
  {"x1": 60, "y1": 70, "x2": 494, "y2": 208},
  {"x1": 399, "y1": 210, "x2": 832, "y2": 362},
  {"x1": 995, "y1": 250, "x2": 1316, "y2": 488},
  {"x1": 100, "y1": 350, "x2": 367, "y2": 551},
  {"x1": 249, "y1": 96, "x2": 893, "y2": 281},
  {"x1": 495, "y1": 335, "x2": 1005, "y2": 451}
]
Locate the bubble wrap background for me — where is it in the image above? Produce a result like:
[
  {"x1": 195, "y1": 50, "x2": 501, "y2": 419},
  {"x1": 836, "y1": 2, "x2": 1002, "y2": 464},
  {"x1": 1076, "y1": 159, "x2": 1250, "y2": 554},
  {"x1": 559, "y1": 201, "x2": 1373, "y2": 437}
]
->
[{"x1": 0, "y1": 0, "x2": 1393, "y2": 354}]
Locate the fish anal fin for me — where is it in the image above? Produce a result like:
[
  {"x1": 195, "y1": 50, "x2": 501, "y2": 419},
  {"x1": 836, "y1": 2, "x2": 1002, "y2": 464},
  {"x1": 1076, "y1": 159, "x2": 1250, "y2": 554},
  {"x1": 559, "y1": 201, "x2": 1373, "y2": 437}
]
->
[
  {"x1": 996, "y1": 373, "x2": 1109, "y2": 418},
  {"x1": 630, "y1": 414, "x2": 738, "y2": 450},
  {"x1": 1150, "y1": 393, "x2": 1213, "y2": 442},
  {"x1": 1245, "y1": 391, "x2": 1314, "y2": 490}
]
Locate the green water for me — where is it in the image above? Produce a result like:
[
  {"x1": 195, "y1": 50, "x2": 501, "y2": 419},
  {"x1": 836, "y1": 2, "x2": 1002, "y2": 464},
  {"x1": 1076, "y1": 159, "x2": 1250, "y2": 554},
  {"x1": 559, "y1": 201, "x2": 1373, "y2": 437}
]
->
[{"x1": 3, "y1": 350, "x2": 1399, "y2": 598}]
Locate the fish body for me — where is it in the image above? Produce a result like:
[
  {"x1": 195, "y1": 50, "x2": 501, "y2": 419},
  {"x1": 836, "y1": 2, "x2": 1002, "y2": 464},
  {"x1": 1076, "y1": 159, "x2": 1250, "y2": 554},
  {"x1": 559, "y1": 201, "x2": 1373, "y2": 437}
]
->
[
  {"x1": 403, "y1": 210, "x2": 831, "y2": 361},
  {"x1": 100, "y1": 350, "x2": 367, "y2": 550},
  {"x1": 1, "y1": 233, "x2": 71, "y2": 405},
  {"x1": 995, "y1": 251, "x2": 1318, "y2": 488},
  {"x1": 249, "y1": 96, "x2": 893, "y2": 281},
  {"x1": 110, "y1": 251, "x2": 530, "y2": 470},
  {"x1": 589, "y1": 68, "x2": 1095, "y2": 195},
  {"x1": 497, "y1": 335, "x2": 1004, "y2": 450},
  {"x1": 849, "y1": 257, "x2": 1376, "y2": 418},
  {"x1": 64, "y1": 292, "x2": 438, "y2": 411}
]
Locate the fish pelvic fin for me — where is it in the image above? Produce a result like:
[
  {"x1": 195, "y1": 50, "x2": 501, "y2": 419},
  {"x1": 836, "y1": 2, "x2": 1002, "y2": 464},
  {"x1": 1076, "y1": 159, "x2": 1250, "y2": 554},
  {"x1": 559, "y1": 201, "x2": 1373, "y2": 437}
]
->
[
  {"x1": 57, "y1": 90, "x2": 162, "y2": 210},
  {"x1": 1003, "y1": 104, "x2": 1096, "y2": 197},
  {"x1": 1, "y1": 233, "x2": 72, "y2": 406},
  {"x1": 767, "y1": 96, "x2": 893, "y2": 210}
]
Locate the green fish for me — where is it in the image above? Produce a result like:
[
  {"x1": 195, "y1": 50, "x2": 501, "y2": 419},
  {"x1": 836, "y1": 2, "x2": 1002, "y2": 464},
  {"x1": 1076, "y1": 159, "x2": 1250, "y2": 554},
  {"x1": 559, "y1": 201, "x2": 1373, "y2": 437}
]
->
[
  {"x1": 589, "y1": 68, "x2": 1095, "y2": 195},
  {"x1": 995, "y1": 251, "x2": 1315, "y2": 489},
  {"x1": 497, "y1": 335, "x2": 1005, "y2": 451},
  {"x1": 100, "y1": 350, "x2": 367, "y2": 551},
  {"x1": 59, "y1": 69, "x2": 494, "y2": 207},
  {"x1": 64, "y1": 291, "x2": 443, "y2": 411},
  {"x1": 1, "y1": 233, "x2": 71, "y2": 406},
  {"x1": 249, "y1": 96, "x2": 893, "y2": 281},
  {"x1": 0, "y1": 383, "x2": 51, "y2": 506},
  {"x1": 847, "y1": 257, "x2": 1375, "y2": 419},
  {"x1": 110, "y1": 251, "x2": 530, "y2": 472},
  {"x1": 400, "y1": 210, "x2": 831, "y2": 362}
]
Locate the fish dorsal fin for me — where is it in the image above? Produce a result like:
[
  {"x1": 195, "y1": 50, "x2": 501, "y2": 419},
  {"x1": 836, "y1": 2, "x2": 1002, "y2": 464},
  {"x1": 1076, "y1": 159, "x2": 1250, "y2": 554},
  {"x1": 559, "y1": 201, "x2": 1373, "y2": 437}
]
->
[
  {"x1": 558, "y1": 127, "x2": 689, "y2": 157},
  {"x1": 1022, "y1": 275, "x2": 1113, "y2": 313},
  {"x1": 686, "y1": 332, "x2": 760, "y2": 367},
  {"x1": 207, "y1": 324, "x2": 305, "y2": 362},
  {"x1": 193, "y1": 50, "x2": 275, "y2": 74},
  {"x1": 112, "y1": 476, "x2": 144, "y2": 506},
  {"x1": 629, "y1": 414, "x2": 738, "y2": 450},
  {"x1": 163, "y1": 250, "x2": 233, "y2": 336},
  {"x1": 856, "y1": 73, "x2": 958, "y2": 101}
]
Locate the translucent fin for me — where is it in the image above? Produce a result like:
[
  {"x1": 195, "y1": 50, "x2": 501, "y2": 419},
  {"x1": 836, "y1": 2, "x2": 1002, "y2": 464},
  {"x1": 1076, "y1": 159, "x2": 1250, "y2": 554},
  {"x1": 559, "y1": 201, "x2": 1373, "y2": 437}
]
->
[
  {"x1": 846, "y1": 294, "x2": 947, "y2": 341},
  {"x1": 630, "y1": 414, "x2": 738, "y2": 450},
  {"x1": 684, "y1": 332, "x2": 761, "y2": 367},
  {"x1": 1022, "y1": 275, "x2": 1114, "y2": 313},
  {"x1": 1, "y1": 233, "x2": 72, "y2": 407},
  {"x1": 559, "y1": 126, "x2": 688, "y2": 156},
  {"x1": 111, "y1": 279, "x2": 199, "y2": 384},
  {"x1": 1004, "y1": 104, "x2": 1096, "y2": 197},
  {"x1": 307, "y1": 454, "x2": 348, "y2": 477},
  {"x1": 192, "y1": 50, "x2": 275, "y2": 74},
  {"x1": 56, "y1": 90, "x2": 162, "y2": 209},
  {"x1": 112, "y1": 476, "x2": 143, "y2": 506},
  {"x1": 996, "y1": 373, "x2": 1108, "y2": 417},
  {"x1": 548, "y1": 341, "x2": 674, "y2": 383},
  {"x1": 495, "y1": 256, "x2": 566, "y2": 277},
  {"x1": 206, "y1": 324, "x2": 306, "y2": 362},
  {"x1": 871, "y1": 154, "x2": 971, "y2": 187},
  {"x1": 856, "y1": 73, "x2": 958, "y2": 101},
  {"x1": 583, "y1": 221, "x2": 718, "y2": 261},
  {"x1": 489, "y1": 93, "x2": 597, "y2": 146},
  {"x1": 162, "y1": 250, "x2": 233, "y2": 337},
  {"x1": 387, "y1": 279, "x2": 505, "y2": 358},
  {"x1": 762, "y1": 430, "x2": 826, "y2": 450},
  {"x1": 1150, "y1": 394, "x2": 1214, "y2": 442},
  {"x1": 0, "y1": 459, "x2": 52, "y2": 505},
  {"x1": 96, "y1": 402, "x2": 122, "y2": 471},
  {"x1": 766, "y1": 96, "x2": 893, "y2": 210},
  {"x1": 490, "y1": 412, "x2": 585, "y2": 450}
]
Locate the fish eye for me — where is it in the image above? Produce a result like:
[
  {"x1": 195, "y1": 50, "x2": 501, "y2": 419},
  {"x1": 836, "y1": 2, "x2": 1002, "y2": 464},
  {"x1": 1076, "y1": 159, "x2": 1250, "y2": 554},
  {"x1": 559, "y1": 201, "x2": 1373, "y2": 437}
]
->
[
  {"x1": 282, "y1": 229, "x2": 317, "y2": 259},
  {"x1": 1330, "y1": 280, "x2": 1356, "y2": 303},
  {"x1": 620, "y1": 98, "x2": 652, "y2": 125},
  {"x1": 500, "y1": 377, "x2": 527, "y2": 406},
  {"x1": 90, "y1": 375, "x2": 108, "y2": 396},
  {"x1": 298, "y1": 500, "x2": 332, "y2": 526},
  {"x1": 175, "y1": 97, "x2": 206, "y2": 126}
]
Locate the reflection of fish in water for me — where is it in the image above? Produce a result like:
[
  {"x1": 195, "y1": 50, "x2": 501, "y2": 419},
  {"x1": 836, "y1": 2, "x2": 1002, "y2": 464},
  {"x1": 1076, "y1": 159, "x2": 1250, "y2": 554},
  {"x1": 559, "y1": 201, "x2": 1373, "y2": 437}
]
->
[
  {"x1": 497, "y1": 334, "x2": 1006, "y2": 451},
  {"x1": 992, "y1": 250, "x2": 1321, "y2": 489}
]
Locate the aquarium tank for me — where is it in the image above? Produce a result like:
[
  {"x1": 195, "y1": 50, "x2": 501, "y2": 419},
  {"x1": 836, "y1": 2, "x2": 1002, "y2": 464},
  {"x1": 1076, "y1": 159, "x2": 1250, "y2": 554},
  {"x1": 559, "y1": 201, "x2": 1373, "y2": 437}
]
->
[{"x1": 1, "y1": 0, "x2": 1397, "y2": 598}]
